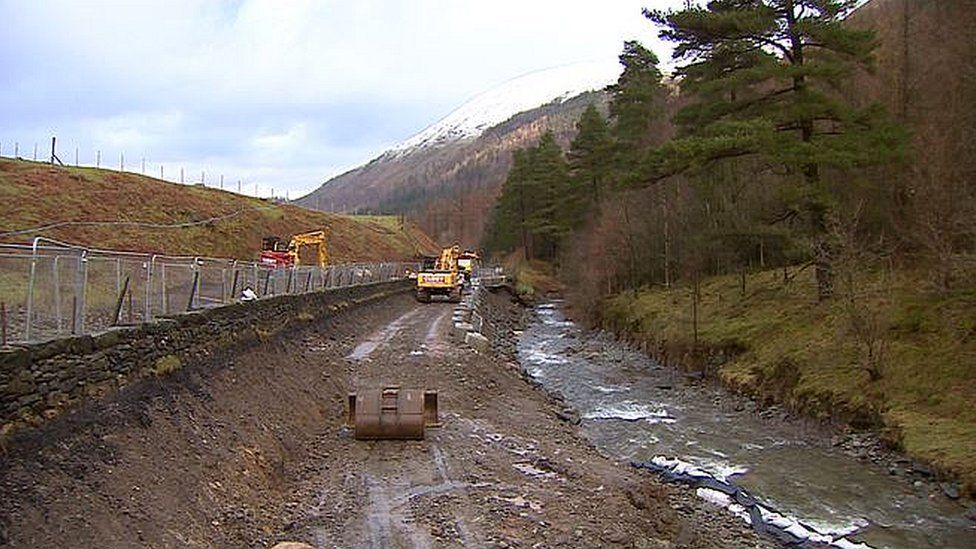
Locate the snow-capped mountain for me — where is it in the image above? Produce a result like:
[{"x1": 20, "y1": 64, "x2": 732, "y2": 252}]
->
[
  {"x1": 390, "y1": 61, "x2": 621, "y2": 155},
  {"x1": 297, "y1": 61, "x2": 617, "y2": 244}
]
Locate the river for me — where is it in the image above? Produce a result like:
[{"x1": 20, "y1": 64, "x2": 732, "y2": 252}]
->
[{"x1": 517, "y1": 302, "x2": 974, "y2": 548}]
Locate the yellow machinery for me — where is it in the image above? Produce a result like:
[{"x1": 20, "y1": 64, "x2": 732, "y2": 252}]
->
[
  {"x1": 457, "y1": 250, "x2": 478, "y2": 282},
  {"x1": 416, "y1": 244, "x2": 462, "y2": 302},
  {"x1": 290, "y1": 230, "x2": 329, "y2": 267},
  {"x1": 261, "y1": 230, "x2": 328, "y2": 268}
]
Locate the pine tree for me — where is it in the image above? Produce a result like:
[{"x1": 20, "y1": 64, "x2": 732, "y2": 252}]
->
[
  {"x1": 646, "y1": 0, "x2": 905, "y2": 300},
  {"x1": 607, "y1": 40, "x2": 666, "y2": 184},
  {"x1": 567, "y1": 104, "x2": 613, "y2": 219},
  {"x1": 489, "y1": 149, "x2": 534, "y2": 258},
  {"x1": 525, "y1": 131, "x2": 571, "y2": 259}
]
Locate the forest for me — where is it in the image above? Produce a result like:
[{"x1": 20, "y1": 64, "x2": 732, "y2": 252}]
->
[{"x1": 483, "y1": 0, "x2": 976, "y2": 488}]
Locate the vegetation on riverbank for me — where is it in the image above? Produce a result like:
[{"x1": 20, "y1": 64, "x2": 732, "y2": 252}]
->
[
  {"x1": 601, "y1": 266, "x2": 976, "y2": 494},
  {"x1": 501, "y1": 253, "x2": 561, "y2": 297}
]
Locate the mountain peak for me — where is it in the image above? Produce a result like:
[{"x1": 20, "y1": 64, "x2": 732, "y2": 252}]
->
[{"x1": 389, "y1": 61, "x2": 621, "y2": 156}]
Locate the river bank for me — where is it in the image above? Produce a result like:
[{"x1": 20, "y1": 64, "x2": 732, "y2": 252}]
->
[
  {"x1": 595, "y1": 266, "x2": 976, "y2": 499},
  {"x1": 517, "y1": 299, "x2": 975, "y2": 547}
]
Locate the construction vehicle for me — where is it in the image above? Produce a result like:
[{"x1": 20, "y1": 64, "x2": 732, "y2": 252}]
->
[
  {"x1": 456, "y1": 250, "x2": 479, "y2": 284},
  {"x1": 416, "y1": 244, "x2": 462, "y2": 303},
  {"x1": 260, "y1": 230, "x2": 328, "y2": 268}
]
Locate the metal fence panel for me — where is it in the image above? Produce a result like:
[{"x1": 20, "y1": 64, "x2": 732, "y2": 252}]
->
[{"x1": 0, "y1": 238, "x2": 418, "y2": 344}]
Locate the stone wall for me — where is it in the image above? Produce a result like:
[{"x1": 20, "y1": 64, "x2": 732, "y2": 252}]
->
[
  {"x1": 0, "y1": 279, "x2": 412, "y2": 430},
  {"x1": 451, "y1": 283, "x2": 524, "y2": 357}
]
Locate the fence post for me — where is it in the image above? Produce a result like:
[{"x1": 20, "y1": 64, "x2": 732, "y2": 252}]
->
[
  {"x1": 145, "y1": 256, "x2": 154, "y2": 322},
  {"x1": 74, "y1": 250, "x2": 88, "y2": 335},
  {"x1": 230, "y1": 267, "x2": 240, "y2": 300},
  {"x1": 25, "y1": 238, "x2": 42, "y2": 340},
  {"x1": 161, "y1": 263, "x2": 168, "y2": 315},
  {"x1": 53, "y1": 255, "x2": 62, "y2": 334},
  {"x1": 116, "y1": 257, "x2": 122, "y2": 299},
  {"x1": 187, "y1": 269, "x2": 200, "y2": 312},
  {"x1": 193, "y1": 259, "x2": 202, "y2": 309},
  {"x1": 112, "y1": 275, "x2": 130, "y2": 326}
]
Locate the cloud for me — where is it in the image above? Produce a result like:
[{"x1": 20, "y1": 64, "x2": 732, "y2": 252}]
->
[{"x1": 0, "y1": 0, "x2": 680, "y2": 197}]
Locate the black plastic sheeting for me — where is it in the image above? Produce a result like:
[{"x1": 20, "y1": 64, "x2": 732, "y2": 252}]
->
[{"x1": 631, "y1": 458, "x2": 870, "y2": 548}]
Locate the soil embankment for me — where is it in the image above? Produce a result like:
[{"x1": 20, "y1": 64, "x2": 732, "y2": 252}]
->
[{"x1": 0, "y1": 289, "x2": 767, "y2": 547}]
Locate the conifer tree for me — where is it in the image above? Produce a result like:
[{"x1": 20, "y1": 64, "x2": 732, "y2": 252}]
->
[
  {"x1": 647, "y1": 0, "x2": 905, "y2": 300},
  {"x1": 525, "y1": 131, "x2": 571, "y2": 259},
  {"x1": 567, "y1": 104, "x2": 613, "y2": 218},
  {"x1": 489, "y1": 149, "x2": 533, "y2": 258},
  {"x1": 607, "y1": 41, "x2": 666, "y2": 183}
]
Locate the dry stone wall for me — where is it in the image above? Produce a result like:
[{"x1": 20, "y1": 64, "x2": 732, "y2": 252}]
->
[{"x1": 0, "y1": 279, "x2": 412, "y2": 430}]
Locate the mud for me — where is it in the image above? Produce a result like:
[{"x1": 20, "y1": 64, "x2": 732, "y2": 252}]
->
[{"x1": 0, "y1": 291, "x2": 769, "y2": 548}]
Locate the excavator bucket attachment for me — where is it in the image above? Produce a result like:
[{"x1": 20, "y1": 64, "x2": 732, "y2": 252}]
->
[{"x1": 347, "y1": 387, "x2": 440, "y2": 440}]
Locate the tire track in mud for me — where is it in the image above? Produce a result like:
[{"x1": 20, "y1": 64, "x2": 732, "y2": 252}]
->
[
  {"x1": 350, "y1": 302, "x2": 484, "y2": 548},
  {"x1": 346, "y1": 307, "x2": 425, "y2": 361}
]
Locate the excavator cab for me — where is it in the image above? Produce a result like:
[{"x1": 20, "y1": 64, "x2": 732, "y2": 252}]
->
[{"x1": 416, "y1": 244, "x2": 462, "y2": 303}]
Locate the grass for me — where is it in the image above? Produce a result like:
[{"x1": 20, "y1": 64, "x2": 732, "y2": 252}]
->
[
  {"x1": 602, "y1": 266, "x2": 976, "y2": 492},
  {"x1": 152, "y1": 354, "x2": 182, "y2": 376},
  {"x1": 501, "y1": 253, "x2": 561, "y2": 296},
  {"x1": 0, "y1": 158, "x2": 438, "y2": 262}
]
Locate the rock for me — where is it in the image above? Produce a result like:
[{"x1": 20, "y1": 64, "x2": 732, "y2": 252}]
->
[
  {"x1": 966, "y1": 505, "x2": 976, "y2": 522},
  {"x1": 601, "y1": 530, "x2": 628, "y2": 544},
  {"x1": 271, "y1": 543, "x2": 315, "y2": 549},
  {"x1": 940, "y1": 482, "x2": 960, "y2": 500},
  {"x1": 465, "y1": 332, "x2": 490, "y2": 352},
  {"x1": 556, "y1": 408, "x2": 581, "y2": 425},
  {"x1": 452, "y1": 322, "x2": 474, "y2": 339},
  {"x1": 912, "y1": 461, "x2": 936, "y2": 477}
]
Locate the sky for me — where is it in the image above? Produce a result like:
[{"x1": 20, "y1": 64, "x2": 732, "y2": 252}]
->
[{"x1": 0, "y1": 0, "x2": 684, "y2": 199}]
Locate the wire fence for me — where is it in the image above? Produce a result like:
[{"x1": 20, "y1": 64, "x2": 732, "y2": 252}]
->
[
  {"x1": 0, "y1": 238, "x2": 417, "y2": 345},
  {"x1": 0, "y1": 138, "x2": 295, "y2": 201}
]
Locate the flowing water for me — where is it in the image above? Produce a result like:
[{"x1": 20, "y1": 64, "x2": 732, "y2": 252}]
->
[{"x1": 517, "y1": 302, "x2": 974, "y2": 548}]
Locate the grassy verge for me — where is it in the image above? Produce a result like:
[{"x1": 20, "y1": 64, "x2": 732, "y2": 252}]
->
[
  {"x1": 501, "y1": 254, "x2": 561, "y2": 297},
  {"x1": 601, "y1": 267, "x2": 976, "y2": 493}
]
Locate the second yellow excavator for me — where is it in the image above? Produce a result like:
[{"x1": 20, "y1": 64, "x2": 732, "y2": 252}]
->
[{"x1": 416, "y1": 244, "x2": 462, "y2": 303}]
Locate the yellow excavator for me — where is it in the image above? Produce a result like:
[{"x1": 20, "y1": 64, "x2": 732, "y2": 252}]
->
[
  {"x1": 260, "y1": 230, "x2": 328, "y2": 268},
  {"x1": 416, "y1": 244, "x2": 462, "y2": 303}
]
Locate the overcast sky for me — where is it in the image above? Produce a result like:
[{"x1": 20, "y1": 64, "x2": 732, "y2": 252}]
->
[{"x1": 1, "y1": 1, "x2": 683, "y2": 199}]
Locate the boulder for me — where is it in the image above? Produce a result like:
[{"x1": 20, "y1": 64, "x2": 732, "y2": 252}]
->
[
  {"x1": 465, "y1": 331, "x2": 490, "y2": 352},
  {"x1": 452, "y1": 322, "x2": 473, "y2": 340}
]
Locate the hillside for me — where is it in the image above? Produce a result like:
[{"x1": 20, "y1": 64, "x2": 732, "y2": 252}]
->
[
  {"x1": 0, "y1": 158, "x2": 439, "y2": 262},
  {"x1": 299, "y1": 82, "x2": 611, "y2": 246}
]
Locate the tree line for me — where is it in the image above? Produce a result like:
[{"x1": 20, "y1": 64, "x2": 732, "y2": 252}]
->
[{"x1": 485, "y1": 0, "x2": 975, "y2": 309}]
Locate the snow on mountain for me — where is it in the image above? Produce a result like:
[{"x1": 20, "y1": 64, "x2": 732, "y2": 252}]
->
[{"x1": 390, "y1": 60, "x2": 621, "y2": 156}]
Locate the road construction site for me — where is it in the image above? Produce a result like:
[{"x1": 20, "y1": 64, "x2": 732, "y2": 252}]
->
[{"x1": 0, "y1": 286, "x2": 765, "y2": 548}]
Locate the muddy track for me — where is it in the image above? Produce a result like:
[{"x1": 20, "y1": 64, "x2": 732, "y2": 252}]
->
[{"x1": 0, "y1": 292, "x2": 768, "y2": 548}]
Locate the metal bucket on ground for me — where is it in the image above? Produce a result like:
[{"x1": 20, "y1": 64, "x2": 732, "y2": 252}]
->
[{"x1": 347, "y1": 386, "x2": 440, "y2": 440}]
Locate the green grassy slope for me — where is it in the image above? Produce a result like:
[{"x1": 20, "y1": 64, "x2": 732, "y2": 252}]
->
[
  {"x1": 0, "y1": 158, "x2": 438, "y2": 262},
  {"x1": 601, "y1": 268, "x2": 976, "y2": 493}
]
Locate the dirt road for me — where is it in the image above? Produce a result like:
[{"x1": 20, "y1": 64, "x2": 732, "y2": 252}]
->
[{"x1": 0, "y1": 291, "x2": 767, "y2": 548}]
